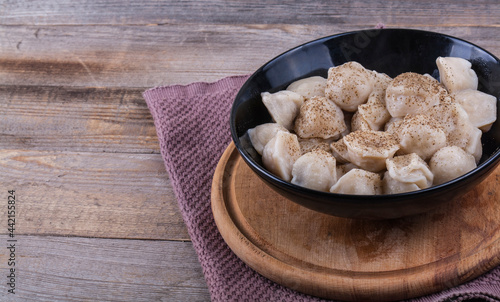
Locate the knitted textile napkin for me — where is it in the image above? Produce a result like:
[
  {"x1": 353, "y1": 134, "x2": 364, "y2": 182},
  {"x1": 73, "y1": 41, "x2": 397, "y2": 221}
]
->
[{"x1": 143, "y1": 75, "x2": 500, "y2": 302}]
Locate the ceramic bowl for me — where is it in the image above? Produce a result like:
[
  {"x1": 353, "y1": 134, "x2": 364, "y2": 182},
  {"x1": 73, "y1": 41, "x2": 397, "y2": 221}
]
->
[{"x1": 230, "y1": 28, "x2": 500, "y2": 219}]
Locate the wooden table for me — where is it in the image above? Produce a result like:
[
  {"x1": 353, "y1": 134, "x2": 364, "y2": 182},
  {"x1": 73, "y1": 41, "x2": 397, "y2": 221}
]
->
[{"x1": 0, "y1": 1, "x2": 499, "y2": 301}]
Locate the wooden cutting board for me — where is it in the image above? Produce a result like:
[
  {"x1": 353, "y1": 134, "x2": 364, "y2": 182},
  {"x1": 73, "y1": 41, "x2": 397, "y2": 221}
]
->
[{"x1": 211, "y1": 143, "x2": 500, "y2": 301}]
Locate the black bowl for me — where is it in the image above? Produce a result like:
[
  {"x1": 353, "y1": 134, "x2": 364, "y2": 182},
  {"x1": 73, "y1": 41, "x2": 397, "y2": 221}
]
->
[{"x1": 230, "y1": 28, "x2": 500, "y2": 219}]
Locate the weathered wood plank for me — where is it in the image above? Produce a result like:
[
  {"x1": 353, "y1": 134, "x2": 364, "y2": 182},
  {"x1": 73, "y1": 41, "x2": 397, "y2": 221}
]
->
[
  {"x1": 1, "y1": 0, "x2": 499, "y2": 27},
  {"x1": 0, "y1": 235, "x2": 211, "y2": 301},
  {"x1": 1, "y1": 25, "x2": 499, "y2": 88},
  {"x1": 0, "y1": 85, "x2": 159, "y2": 153},
  {"x1": 0, "y1": 150, "x2": 189, "y2": 240},
  {"x1": 0, "y1": 2, "x2": 498, "y2": 301}
]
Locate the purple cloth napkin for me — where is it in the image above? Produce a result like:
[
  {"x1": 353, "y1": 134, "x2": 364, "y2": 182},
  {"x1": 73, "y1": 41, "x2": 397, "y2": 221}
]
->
[{"x1": 143, "y1": 76, "x2": 500, "y2": 302}]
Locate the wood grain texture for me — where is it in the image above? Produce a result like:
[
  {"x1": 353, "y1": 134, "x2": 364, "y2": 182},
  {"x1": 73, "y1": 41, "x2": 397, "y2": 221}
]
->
[
  {"x1": 1, "y1": 0, "x2": 500, "y2": 300},
  {"x1": 0, "y1": 235, "x2": 211, "y2": 302},
  {"x1": 0, "y1": 150, "x2": 189, "y2": 240},
  {"x1": 1, "y1": 1, "x2": 499, "y2": 27},
  {"x1": 0, "y1": 85, "x2": 159, "y2": 153},
  {"x1": 1, "y1": 25, "x2": 499, "y2": 87},
  {"x1": 212, "y1": 144, "x2": 500, "y2": 301}
]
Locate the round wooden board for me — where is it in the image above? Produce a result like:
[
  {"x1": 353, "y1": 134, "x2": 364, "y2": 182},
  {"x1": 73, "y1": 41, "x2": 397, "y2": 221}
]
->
[{"x1": 211, "y1": 143, "x2": 500, "y2": 301}]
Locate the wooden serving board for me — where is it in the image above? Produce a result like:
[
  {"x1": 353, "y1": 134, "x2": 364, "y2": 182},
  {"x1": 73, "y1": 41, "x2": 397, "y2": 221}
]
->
[{"x1": 211, "y1": 143, "x2": 500, "y2": 301}]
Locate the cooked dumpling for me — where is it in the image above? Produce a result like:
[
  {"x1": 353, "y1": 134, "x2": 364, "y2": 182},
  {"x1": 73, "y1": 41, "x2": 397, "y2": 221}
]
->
[
  {"x1": 385, "y1": 72, "x2": 448, "y2": 117},
  {"x1": 298, "y1": 137, "x2": 334, "y2": 154},
  {"x1": 262, "y1": 131, "x2": 301, "y2": 182},
  {"x1": 253, "y1": 59, "x2": 494, "y2": 195},
  {"x1": 429, "y1": 146, "x2": 477, "y2": 185},
  {"x1": 329, "y1": 138, "x2": 350, "y2": 163},
  {"x1": 466, "y1": 126, "x2": 483, "y2": 163},
  {"x1": 351, "y1": 111, "x2": 372, "y2": 132},
  {"x1": 384, "y1": 117, "x2": 403, "y2": 134},
  {"x1": 336, "y1": 163, "x2": 359, "y2": 180},
  {"x1": 325, "y1": 61, "x2": 374, "y2": 112},
  {"x1": 428, "y1": 102, "x2": 482, "y2": 162},
  {"x1": 371, "y1": 71, "x2": 392, "y2": 93},
  {"x1": 397, "y1": 114, "x2": 447, "y2": 161},
  {"x1": 294, "y1": 96, "x2": 347, "y2": 139},
  {"x1": 248, "y1": 123, "x2": 288, "y2": 155},
  {"x1": 261, "y1": 90, "x2": 305, "y2": 130},
  {"x1": 286, "y1": 76, "x2": 327, "y2": 99},
  {"x1": 330, "y1": 169, "x2": 382, "y2": 195},
  {"x1": 342, "y1": 130, "x2": 400, "y2": 172},
  {"x1": 453, "y1": 89, "x2": 498, "y2": 132},
  {"x1": 385, "y1": 153, "x2": 433, "y2": 190},
  {"x1": 436, "y1": 57, "x2": 478, "y2": 93},
  {"x1": 383, "y1": 171, "x2": 420, "y2": 194},
  {"x1": 352, "y1": 92, "x2": 391, "y2": 131},
  {"x1": 291, "y1": 149, "x2": 337, "y2": 192}
]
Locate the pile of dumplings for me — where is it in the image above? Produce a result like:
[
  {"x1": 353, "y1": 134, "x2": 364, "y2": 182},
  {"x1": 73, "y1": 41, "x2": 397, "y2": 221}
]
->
[{"x1": 246, "y1": 57, "x2": 497, "y2": 195}]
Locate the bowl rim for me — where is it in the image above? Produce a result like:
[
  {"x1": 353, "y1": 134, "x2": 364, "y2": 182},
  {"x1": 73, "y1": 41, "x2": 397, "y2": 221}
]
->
[{"x1": 230, "y1": 28, "x2": 500, "y2": 203}]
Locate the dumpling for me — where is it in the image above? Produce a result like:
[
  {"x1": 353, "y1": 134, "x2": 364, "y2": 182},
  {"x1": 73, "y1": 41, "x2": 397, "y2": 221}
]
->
[
  {"x1": 371, "y1": 71, "x2": 392, "y2": 93},
  {"x1": 330, "y1": 169, "x2": 382, "y2": 195},
  {"x1": 429, "y1": 146, "x2": 477, "y2": 185},
  {"x1": 261, "y1": 90, "x2": 305, "y2": 130},
  {"x1": 298, "y1": 137, "x2": 334, "y2": 154},
  {"x1": 291, "y1": 149, "x2": 337, "y2": 192},
  {"x1": 294, "y1": 96, "x2": 347, "y2": 139},
  {"x1": 453, "y1": 89, "x2": 497, "y2": 132},
  {"x1": 436, "y1": 57, "x2": 478, "y2": 93},
  {"x1": 351, "y1": 92, "x2": 391, "y2": 131},
  {"x1": 383, "y1": 171, "x2": 420, "y2": 194},
  {"x1": 329, "y1": 138, "x2": 350, "y2": 163},
  {"x1": 385, "y1": 72, "x2": 448, "y2": 117},
  {"x1": 248, "y1": 123, "x2": 288, "y2": 155},
  {"x1": 350, "y1": 111, "x2": 372, "y2": 132},
  {"x1": 286, "y1": 76, "x2": 327, "y2": 99},
  {"x1": 428, "y1": 102, "x2": 482, "y2": 162},
  {"x1": 336, "y1": 163, "x2": 359, "y2": 180},
  {"x1": 342, "y1": 130, "x2": 400, "y2": 172},
  {"x1": 384, "y1": 117, "x2": 403, "y2": 134},
  {"x1": 262, "y1": 131, "x2": 301, "y2": 182},
  {"x1": 325, "y1": 61, "x2": 374, "y2": 112},
  {"x1": 385, "y1": 153, "x2": 433, "y2": 191},
  {"x1": 466, "y1": 126, "x2": 483, "y2": 163},
  {"x1": 397, "y1": 114, "x2": 447, "y2": 161}
]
